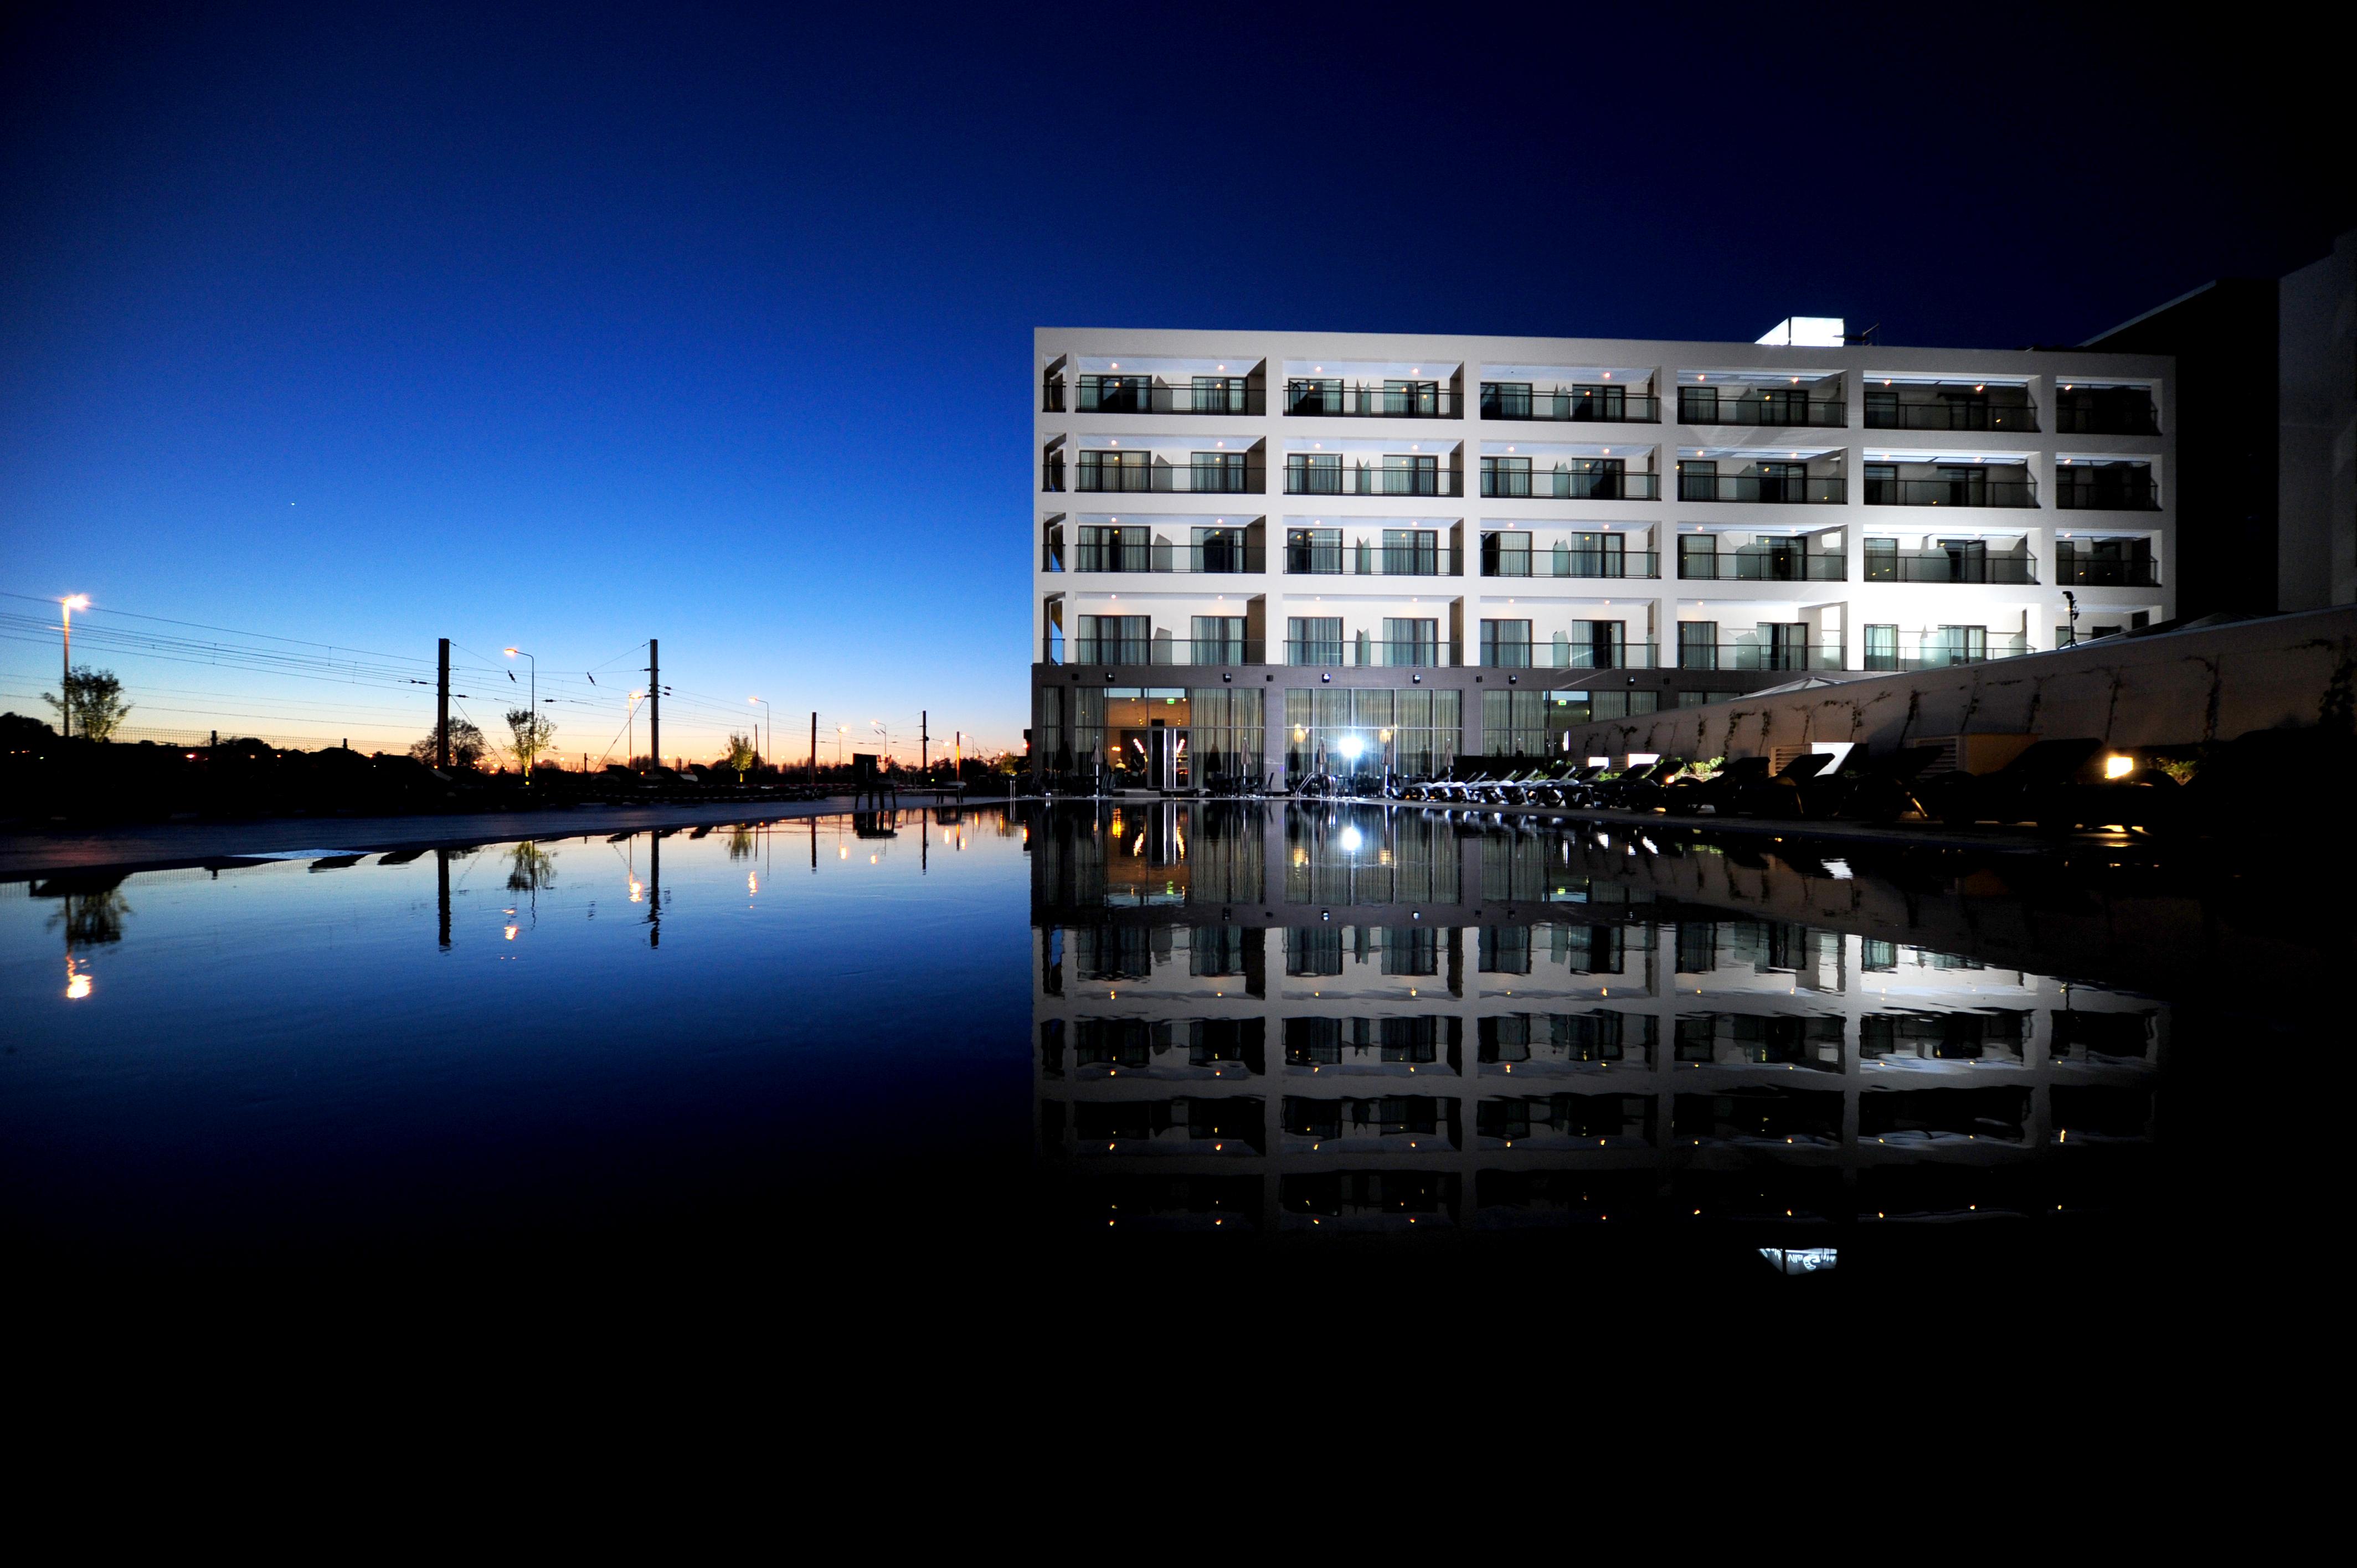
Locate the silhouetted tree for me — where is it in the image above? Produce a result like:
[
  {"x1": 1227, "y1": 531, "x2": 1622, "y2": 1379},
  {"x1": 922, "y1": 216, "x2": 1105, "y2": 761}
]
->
[
  {"x1": 43, "y1": 667, "x2": 130, "y2": 740},
  {"x1": 504, "y1": 708, "x2": 555, "y2": 773},
  {"x1": 409, "y1": 717, "x2": 487, "y2": 769},
  {"x1": 723, "y1": 732, "x2": 758, "y2": 782}
]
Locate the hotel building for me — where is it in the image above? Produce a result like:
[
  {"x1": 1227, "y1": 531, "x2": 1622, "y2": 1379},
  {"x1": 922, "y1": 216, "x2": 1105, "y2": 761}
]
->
[{"x1": 1032, "y1": 323, "x2": 2174, "y2": 787}]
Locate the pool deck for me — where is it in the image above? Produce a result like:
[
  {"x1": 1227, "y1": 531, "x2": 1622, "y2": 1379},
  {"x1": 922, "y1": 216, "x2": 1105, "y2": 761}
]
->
[{"x1": 0, "y1": 797, "x2": 904, "y2": 879}]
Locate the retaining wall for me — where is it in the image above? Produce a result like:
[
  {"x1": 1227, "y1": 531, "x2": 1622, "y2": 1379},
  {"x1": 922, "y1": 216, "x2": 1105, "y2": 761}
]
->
[{"x1": 1561, "y1": 604, "x2": 2357, "y2": 763}]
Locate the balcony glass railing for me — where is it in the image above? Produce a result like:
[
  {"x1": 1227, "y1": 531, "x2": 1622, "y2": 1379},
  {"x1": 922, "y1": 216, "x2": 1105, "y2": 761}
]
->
[
  {"x1": 1480, "y1": 470, "x2": 1659, "y2": 500},
  {"x1": 1284, "y1": 640, "x2": 1459, "y2": 668},
  {"x1": 1054, "y1": 637, "x2": 1265, "y2": 667},
  {"x1": 1861, "y1": 636, "x2": 2032, "y2": 673},
  {"x1": 1072, "y1": 379, "x2": 1264, "y2": 415},
  {"x1": 1284, "y1": 546, "x2": 1461, "y2": 576},
  {"x1": 1286, "y1": 383, "x2": 1460, "y2": 417},
  {"x1": 1053, "y1": 460, "x2": 1263, "y2": 494},
  {"x1": 1677, "y1": 474, "x2": 1846, "y2": 504},
  {"x1": 1864, "y1": 477, "x2": 2037, "y2": 508},
  {"x1": 1049, "y1": 544, "x2": 1266, "y2": 574},
  {"x1": 2055, "y1": 478, "x2": 2160, "y2": 511},
  {"x1": 1676, "y1": 642, "x2": 1844, "y2": 672},
  {"x1": 2052, "y1": 554, "x2": 2159, "y2": 587},
  {"x1": 1481, "y1": 642, "x2": 1658, "y2": 670},
  {"x1": 1481, "y1": 549, "x2": 1660, "y2": 580},
  {"x1": 1677, "y1": 552, "x2": 1847, "y2": 581},
  {"x1": 1677, "y1": 391, "x2": 1847, "y2": 428},
  {"x1": 1480, "y1": 385, "x2": 1660, "y2": 422},
  {"x1": 1283, "y1": 466, "x2": 1462, "y2": 497},
  {"x1": 1864, "y1": 400, "x2": 2039, "y2": 432},
  {"x1": 1864, "y1": 550, "x2": 2039, "y2": 585},
  {"x1": 2055, "y1": 402, "x2": 2159, "y2": 436}
]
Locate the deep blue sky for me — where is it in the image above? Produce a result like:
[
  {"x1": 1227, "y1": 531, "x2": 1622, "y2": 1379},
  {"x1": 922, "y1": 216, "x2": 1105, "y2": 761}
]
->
[{"x1": 2, "y1": 3, "x2": 2343, "y2": 757}]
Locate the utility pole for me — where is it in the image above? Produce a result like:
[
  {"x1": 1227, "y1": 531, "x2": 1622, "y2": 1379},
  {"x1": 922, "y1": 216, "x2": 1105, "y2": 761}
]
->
[
  {"x1": 921, "y1": 710, "x2": 928, "y2": 777},
  {"x1": 436, "y1": 637, "x2": 451, "y2": 768},
  {"x1": 809, "y1": 711, "x2": 817, "y2": 786},
  {"x1": 647, "y1": 639, "x2": 660, "y2": 773}
]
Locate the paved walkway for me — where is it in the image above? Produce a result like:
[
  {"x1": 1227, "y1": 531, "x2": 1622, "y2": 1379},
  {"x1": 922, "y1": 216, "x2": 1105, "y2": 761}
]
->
[{"x1": 0, "y1": 796, "x2": 1000, "y2": 878}]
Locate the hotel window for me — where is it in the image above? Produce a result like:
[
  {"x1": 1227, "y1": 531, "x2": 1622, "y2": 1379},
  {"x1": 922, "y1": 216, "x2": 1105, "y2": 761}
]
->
[
  {"x1": 1480, "y1": 618, "x2": 1532, "y2": 667},
  {"x1": 1864, "y1": 624, "x2": 1898, "y2": 671},
  {"x1": 1679, "y1": 621, "x2": 1719, "y2": 670},
  {"x1": 1286, "y1": 452, "x2": 1342, "y2": 494},
  {"x1": 1481, "y1": 455, "x2": 1533, "y2": 497},
  {"x1": 1287, "y1": 616, "x2": 1344, "y2": 666},
  {"x1": 1286, "y1": 526, "x2": 1341, "y2": 574},
  {"x1": 1481, "y1": 530, "x2": 1532, "y2": 577}
]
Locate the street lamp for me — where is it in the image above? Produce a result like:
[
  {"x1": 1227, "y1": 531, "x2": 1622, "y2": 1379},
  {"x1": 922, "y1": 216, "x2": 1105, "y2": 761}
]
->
[
  {"x1": 503, "y1": 647, "x2": 536, "y2": 775},
  {"x1": 749, "y1": 696, "x2": 771, "y2": 773},
  {"x1": 59, "y1": 595, "x2": 88, "y2": 739},
  {"x1": 837, "y1": 725, "x2": 847, "y2": 765}
]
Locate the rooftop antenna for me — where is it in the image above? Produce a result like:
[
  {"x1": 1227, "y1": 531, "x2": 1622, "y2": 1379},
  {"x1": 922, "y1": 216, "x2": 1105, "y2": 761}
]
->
[{"x1": 1843, "y1": 321, "x2": 1881, "y2": 345}]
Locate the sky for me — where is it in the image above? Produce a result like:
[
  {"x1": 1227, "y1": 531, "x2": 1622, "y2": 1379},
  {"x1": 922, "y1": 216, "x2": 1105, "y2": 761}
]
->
[{"x1": 2, "y1": 2, "x2": 2346, "y2": 762}]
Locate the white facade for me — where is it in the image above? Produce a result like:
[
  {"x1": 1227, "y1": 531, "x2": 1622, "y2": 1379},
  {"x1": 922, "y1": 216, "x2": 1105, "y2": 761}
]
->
[{"x1": 1033, "y1": 326, "x2": 2174, "y2": 784}]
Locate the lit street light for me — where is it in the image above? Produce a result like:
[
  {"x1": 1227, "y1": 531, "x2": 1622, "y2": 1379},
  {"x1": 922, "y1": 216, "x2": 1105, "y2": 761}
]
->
[{"x1": 59, "y1": 594, "x2": 88, "y2": 739}]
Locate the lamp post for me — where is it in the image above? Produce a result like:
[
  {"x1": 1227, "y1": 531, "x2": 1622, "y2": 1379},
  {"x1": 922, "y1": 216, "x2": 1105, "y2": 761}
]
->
[
  {"x1": 59, "y1": 595, "x2": 89, "y2": 738},
  {"x1": 749, "y1": 696, "x2": 771, "y2": 775},
  {"x1": 503, "y1": 647, "x2": 536, "y2": 775},
  {"x1": 837, "y1": 725, "x2": 846, "y2": 765}
]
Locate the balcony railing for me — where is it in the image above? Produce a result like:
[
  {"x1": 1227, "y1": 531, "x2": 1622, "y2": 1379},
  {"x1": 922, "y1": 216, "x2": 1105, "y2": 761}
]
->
[
  {"x1": 1677, "y1": 391, "x2": 1847, "y2": 428},
  {"x1": 1677, "y1": 551, "x2": 1847, "y2": 581},
  {"x1": 1482, "y1": 549, "x2": 1660, "y2": 580},
  {"x1": 1865, "y1": 400, "x2": 2039, "y2": 432},
  {"x1": 1050, "y1": 543, "x2": 1266, "y2": 574},
  {"x1": 1054, "y1": 637, "x2": 1265, "y2": 667},
  {"x1": 2055, "y1": 478, "x2": 2160, "y2": 511},
  {"x1": 1480, "y1": 385, "x2": 1660, "y2": 423},
  {"x1": 2055, "y1": 404, "x2": 2160, "y2": 436},
  {"x1": 1053, "y1": 459, "x2": 1264, "y2": 494},
  {"x1": 1864, "y1": 477, "x2": 2037, "y2": 508},
  {"x1": 1284, "y1": 639, "x2": 1459, "y2": 668},
  {"x1": 1862, "y1": 637, "x2": 2032, "y2": 673},
  {"x1": 1284, "y1": 545, "x2": 1461, "y2": 576},
  {"x1": 1071, "y1": 380, "x2": 1264, "y2": 415},
  {"x1": 1283, "y1": 466, "x2": 1462, "y2": 497},
  {"x1": 2053, "y1": 555, "x2": 2159, "y2": 587},
  {"x1": 1677, "y1": 642, "x2": 1844, "y2": 672},
  {"x1": 1286, "y1": 383, "x2": 1460, "y2": 418},
  {"x1": 1865, "y1": 550, "x2": 2039, "y2": 584},
  {"x1": 1480, "y1": 470, "x2": 1659, "y2": 500},
  {"x1": 1480, "y1": 642, "x2": 1658, "y2": 670},
  {"x1": 1677, "y1": 474, "x2": 1847, "y2": 504}
]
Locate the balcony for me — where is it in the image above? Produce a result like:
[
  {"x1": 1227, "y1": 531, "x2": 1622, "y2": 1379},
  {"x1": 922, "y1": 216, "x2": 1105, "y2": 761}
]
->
[
  {"x1": 1282, "y1": 538, "x2": 1460, "y2": 576},
  {"x1": 2054, "y1": 467, "x2": 2159, "y2": 511},
  {"x1": 1865, "y1": 387, "x2": 2038, "y2": 432},
  {"x1": 1860, "y1": 632, "x2": 2031, "y2": 672},
  {"x1": 2055, "y1": 388, "x2": 2159, "y2": 435},
  {"x1": 1677, "y1": 471, "x2": 1846, "y2": 504},
  {"x1": 1480, "y1": 383, "x2": 1659, "y2": 422},
  {"x1": 1286, "y1": 380, "x2": 1459, "y2": 418},
  {"x1": 1677, "y1": 388, "x2": 1846, "y2": 428},
  {"x1": 1864, "y1": 547, "x2": 2039, "y2": 585},
  {"x1": 1479, "y1": 463, "x2": 1658, "y2": 500},
  {"x1": 1053, "y1": 636, "x2": 1265, "y2": 667},
  {"x1": 1480, "y1": 545, "x2": 1660, "y2": 580},
  {"x1": 1478, "y1": 641, "x2": 1658, "y2": 671},
  {"x1": 1676, "y1": 641, "x2": 1844, "y2": 673},
  {"x1": 1864, "y1": 470, "x2": 2037, "y2": 508},
  {"x1": 2053, "y1": 546, "x2": 2159, "y2": 586},
  {"x1": 1284, "y1": 639, "x2": 1459, "y2": 668},
  {"x1": 1677, "y1": 548, "x2": 1846, "y2": 582},
  {"x1": 1053, "y1": 452, "x2": 1264, "y2": 494},
  {"x1": 1069, "y1": 374, "x2": 1262, "y2": 415},
  {"x1": 1283, "y1": 460, "x2": 1461, "y2": 497},
  {"x1": 1051, "y1": 541, "x2": 1266, "y2": 574}
]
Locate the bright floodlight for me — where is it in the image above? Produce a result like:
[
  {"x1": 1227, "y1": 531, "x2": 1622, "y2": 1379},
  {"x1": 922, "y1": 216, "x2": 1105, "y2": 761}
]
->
[
  {"x1": 63, "y1": 594, "x2": 90, "y2": 611},
  {"x1": 1339, "y1": 826, "x2": 1363, "y2": 854},
  {"x1": 2103, "y1": 754, "x2": 2134, "y2": 779},
  {"x1": 1338, "y1": 736, "x2": 1364, "y2": 761}
]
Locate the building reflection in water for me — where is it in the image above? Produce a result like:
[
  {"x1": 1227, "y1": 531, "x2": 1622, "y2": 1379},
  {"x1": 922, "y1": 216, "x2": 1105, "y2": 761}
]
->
[{"x1": 1033, "y1": 803, "x2": 2164, "y2": 1235}]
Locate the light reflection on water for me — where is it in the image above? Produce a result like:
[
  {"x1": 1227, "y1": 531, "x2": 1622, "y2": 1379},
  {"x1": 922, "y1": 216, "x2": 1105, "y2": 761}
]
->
[{"x1": 0, "y1": 802, "x2": 2306, "y2": 1286}]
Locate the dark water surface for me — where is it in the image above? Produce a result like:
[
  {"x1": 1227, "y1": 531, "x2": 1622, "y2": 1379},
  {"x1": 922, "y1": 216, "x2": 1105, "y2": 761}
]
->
[{"x1": 3, "y1": 804, "x2": 2338, "y2": 1310}]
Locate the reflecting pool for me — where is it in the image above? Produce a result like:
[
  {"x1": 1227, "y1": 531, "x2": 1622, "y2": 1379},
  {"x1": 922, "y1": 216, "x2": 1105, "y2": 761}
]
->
[{"x1": 2, "y1": 803, "x2": 2333, "y2": 1296}]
